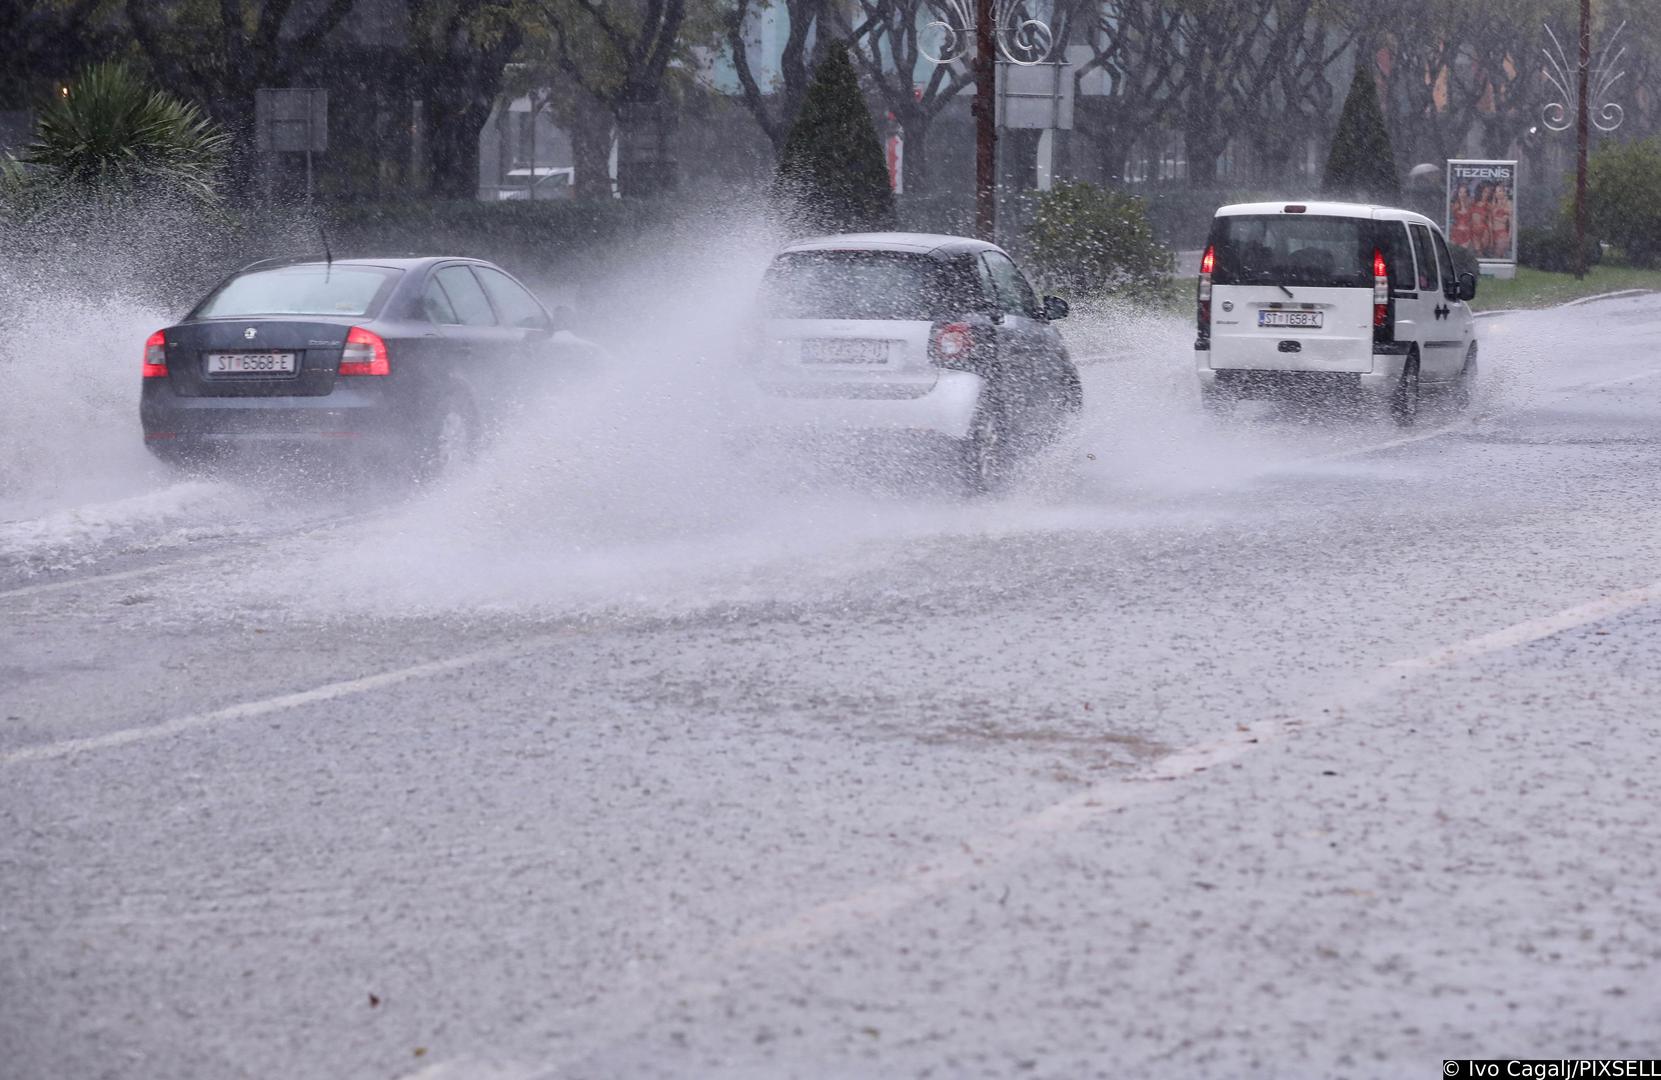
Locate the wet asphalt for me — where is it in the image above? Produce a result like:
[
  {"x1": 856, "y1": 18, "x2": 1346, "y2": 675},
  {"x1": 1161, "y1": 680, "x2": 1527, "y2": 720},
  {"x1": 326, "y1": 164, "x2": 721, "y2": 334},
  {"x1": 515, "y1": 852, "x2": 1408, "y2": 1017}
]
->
[{"x1": 4, "y1": 296, "x2": 1661, "y2": 1079}]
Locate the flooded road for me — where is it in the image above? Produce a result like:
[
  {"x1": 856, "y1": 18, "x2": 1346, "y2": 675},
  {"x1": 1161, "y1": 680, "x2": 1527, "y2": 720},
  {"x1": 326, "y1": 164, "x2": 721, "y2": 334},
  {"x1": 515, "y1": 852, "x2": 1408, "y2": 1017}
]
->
[{"x1": 4, "y1": 294, "x2": 1661, "y2": 1078}]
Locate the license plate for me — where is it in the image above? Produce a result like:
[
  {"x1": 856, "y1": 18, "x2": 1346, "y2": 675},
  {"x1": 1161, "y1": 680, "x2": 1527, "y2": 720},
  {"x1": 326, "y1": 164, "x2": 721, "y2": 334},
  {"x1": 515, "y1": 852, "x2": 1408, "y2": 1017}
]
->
[
  {"x1": 1258, "y1": 310, "x2": 1323, "y2": 329},
  {"x1": 801, "y1": 338, "x2": 888, "y2": 364},
  {"x1": 205, "y1": 351, "x2": 297, "y2": 374}
]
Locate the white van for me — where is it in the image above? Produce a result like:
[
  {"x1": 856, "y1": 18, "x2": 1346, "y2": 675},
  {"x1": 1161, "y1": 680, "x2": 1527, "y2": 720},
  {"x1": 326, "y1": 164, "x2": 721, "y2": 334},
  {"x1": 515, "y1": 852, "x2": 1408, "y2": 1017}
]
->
[{"x1": 1195, "y1": 201, "x2": 1478, "y2": 423}]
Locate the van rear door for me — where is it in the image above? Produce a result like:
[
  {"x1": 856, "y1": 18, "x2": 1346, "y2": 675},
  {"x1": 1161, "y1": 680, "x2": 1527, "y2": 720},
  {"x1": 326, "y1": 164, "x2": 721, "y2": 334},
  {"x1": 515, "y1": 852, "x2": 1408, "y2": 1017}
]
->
[{"x1": 1205, "y1": 214, "x2": 1388, "y2": 374}]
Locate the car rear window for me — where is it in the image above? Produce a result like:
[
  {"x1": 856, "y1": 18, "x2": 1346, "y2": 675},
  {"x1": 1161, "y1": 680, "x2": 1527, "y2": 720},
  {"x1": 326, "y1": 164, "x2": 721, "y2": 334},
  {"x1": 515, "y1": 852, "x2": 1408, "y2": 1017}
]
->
[
  {"x1": 194, "y1": 266, "x2": 401, "y2": 318},
  {"x1": 1208, "y1": 215, "x2": 1407, "y2": 290},
  {"x1": 760, "y1": 251, "x2": 958, "y2": 320}
]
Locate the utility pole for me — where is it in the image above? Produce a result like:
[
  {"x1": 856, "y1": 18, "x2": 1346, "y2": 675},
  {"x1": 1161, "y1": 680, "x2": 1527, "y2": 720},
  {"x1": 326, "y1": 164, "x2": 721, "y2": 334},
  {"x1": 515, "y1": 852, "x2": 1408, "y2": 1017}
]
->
[
  {"x1": 1574, "y1": 0, "x2": 1591, "y2": 280},
  {"x1": 973, "y1": 0, "x2": 996, "y2": 242}
]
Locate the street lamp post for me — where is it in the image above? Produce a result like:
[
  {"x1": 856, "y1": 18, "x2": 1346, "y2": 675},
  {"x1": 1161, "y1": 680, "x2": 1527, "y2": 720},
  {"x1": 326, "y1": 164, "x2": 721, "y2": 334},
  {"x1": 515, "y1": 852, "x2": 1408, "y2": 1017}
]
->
[
  {"x1": 1542, "y1": 6, "x2": 1626, "y2": 280},
  {"x1": 922, "y1": 1, "x2": 1056, "y2": 243},
  {"x1": 1575, "y1": 0, "x2": 1591, "y2": 279},
  {"x1": 973, "y1": 0, "x2": 996, "y2": 241}
]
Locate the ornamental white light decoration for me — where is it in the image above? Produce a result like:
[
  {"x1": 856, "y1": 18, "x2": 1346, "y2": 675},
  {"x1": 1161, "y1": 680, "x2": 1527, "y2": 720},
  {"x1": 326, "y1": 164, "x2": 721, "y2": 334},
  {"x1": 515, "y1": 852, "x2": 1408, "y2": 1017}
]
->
[
  {"x1": 1541, "y1": 20, "x2": 1627, "y2": 133},
  {"x1": 921, "y1": 0, "x2": 1056, "y2": 67}
]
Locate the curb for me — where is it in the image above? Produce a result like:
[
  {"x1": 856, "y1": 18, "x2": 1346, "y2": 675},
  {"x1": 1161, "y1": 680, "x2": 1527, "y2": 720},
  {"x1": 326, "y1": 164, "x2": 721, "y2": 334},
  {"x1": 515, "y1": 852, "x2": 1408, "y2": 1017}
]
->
[
  {"x1": 1561, "y1": 288, "x2": 1655, "y2": 307},
  {"x1": 1477, "y1": 288, "x2": 1656, "y2": 318}
]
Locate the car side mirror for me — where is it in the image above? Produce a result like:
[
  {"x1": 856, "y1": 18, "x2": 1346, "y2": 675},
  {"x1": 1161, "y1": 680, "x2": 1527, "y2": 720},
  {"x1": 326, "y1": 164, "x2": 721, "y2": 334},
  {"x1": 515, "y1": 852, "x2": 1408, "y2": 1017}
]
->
[
  {"x1": 1043, "y1": 295, "x2": 1070, "y2": 321},
  {"x1": 1456, "y1": 272, "x2": 1477, "y2": 302}
]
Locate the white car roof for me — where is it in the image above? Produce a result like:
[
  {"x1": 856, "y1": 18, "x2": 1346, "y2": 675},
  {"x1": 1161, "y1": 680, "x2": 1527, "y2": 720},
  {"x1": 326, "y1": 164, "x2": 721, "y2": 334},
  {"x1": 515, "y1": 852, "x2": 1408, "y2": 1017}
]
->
[
  {"x1": 779, "y1": 232, "x2": 1001, "y2": 256},
  {"x1": 1215, "y1": 201, "x2": 1440, "y2": 229}
]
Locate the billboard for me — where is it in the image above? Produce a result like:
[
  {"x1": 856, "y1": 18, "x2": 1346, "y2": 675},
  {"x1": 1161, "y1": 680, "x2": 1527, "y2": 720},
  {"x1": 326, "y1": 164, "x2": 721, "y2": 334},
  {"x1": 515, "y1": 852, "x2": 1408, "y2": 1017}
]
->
[{"x1": 1446, "y1": 159, "x2": 1517, "y2": 269}]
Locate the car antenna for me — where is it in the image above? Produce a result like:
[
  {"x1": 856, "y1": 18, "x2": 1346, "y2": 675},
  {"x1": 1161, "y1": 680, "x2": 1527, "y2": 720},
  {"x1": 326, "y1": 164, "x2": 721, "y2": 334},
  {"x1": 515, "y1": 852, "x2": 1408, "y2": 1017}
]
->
[{"x1": 320, "y1": 226, "x2": 333, "y2": 281}]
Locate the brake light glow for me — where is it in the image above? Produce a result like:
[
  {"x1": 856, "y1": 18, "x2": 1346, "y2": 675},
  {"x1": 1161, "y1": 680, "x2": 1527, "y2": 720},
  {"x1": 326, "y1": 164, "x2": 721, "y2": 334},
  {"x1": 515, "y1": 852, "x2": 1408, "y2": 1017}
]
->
[
  {"x1": 338, "y1": 326, "x2": 389, "y2": 376},
  {"x1": 931, "y1": 322, "x2": 974, "y2": 367},
  {"x1": 1197, "y1": 245, "x2": 1215, "y2": 339},
  {"x1": 142, "y1": 331, "x2": 168, "y2": 378},
  {"x1": 1372, "y1": 248, "x2": 1390, "y2": 329}
]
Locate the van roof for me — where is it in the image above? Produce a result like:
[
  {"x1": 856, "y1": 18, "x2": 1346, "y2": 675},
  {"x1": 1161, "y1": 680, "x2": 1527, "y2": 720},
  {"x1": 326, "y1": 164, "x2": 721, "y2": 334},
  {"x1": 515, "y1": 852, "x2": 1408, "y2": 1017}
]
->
[{"x1": 1215, "y1": 201, "x2": 1439, "y2": 228}]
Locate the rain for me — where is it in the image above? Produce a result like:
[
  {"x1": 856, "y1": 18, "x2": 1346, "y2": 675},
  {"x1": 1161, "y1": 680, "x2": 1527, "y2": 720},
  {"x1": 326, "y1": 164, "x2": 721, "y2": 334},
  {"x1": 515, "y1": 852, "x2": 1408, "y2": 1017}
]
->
[{"x1": 4, "y1": 1, "x2": 1661, "y2": 1077}]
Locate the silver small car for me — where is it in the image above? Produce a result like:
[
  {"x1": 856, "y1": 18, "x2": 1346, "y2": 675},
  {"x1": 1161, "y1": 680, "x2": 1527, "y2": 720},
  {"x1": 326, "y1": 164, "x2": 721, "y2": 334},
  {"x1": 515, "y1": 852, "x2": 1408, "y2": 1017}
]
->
[{"x1": 743, "y1": 232, "x2": 1082, "y2": 490}]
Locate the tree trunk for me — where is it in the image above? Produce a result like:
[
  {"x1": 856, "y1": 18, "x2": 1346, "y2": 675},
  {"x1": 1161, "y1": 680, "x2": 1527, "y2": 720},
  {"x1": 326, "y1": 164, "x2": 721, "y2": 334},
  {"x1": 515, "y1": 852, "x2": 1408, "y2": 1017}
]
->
[
  {"x1": 615, "y1": 99, "x2": 676, "y2": 198},
  {"x1": 1185, "y1": 125, "x2": 1225, "y2": 187},
  {"x1": 571, "y1": 91, "x2": 613, "y2": 200},
  {"x1": 899, "y1": 117, "x2": 928, "y2": 196},
  {"x1": 427, "y1": 98, "x2": 491, "y2": 199}
]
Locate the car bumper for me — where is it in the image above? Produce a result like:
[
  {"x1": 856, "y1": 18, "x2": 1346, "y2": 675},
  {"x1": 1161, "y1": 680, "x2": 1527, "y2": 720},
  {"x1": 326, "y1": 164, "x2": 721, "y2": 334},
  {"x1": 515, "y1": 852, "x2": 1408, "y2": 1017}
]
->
[
  {"x1": 141, "y1": 381, "x2": 408, "y2": 442},
  {"x1": 1197, "y1": 354, "x2": 1407, "y2": 398},
  {"x1": 741, "y1": 369, "x2": 986, "y2": 441}
]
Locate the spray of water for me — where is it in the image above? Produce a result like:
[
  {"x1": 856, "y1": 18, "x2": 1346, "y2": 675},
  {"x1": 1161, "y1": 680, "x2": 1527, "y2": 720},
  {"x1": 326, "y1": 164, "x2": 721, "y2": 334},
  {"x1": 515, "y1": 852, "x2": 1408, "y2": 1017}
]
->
[
  {"x1": 0, "y1": 191, "x2": 324, "y2": 566},
  {"x1": 2, "y1": 188, "x2": 1575, "y2": 608}
]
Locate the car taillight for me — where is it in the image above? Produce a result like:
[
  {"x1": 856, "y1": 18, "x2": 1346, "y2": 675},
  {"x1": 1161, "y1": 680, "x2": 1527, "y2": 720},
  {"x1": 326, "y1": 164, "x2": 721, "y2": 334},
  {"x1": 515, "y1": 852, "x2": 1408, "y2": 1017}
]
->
[
  {"x1": 930, "y1": 321, "x2": 975, "y2": 370},
  {"x1": 338, "y1": 326, "x2": 389, "y2": 376},
  {"x1": 142, "y1": 331, "x2": 168, "y2": 378},
  {"x1": 1197, "y1": 245, "x2": 1215, "y2": 342},
  {"x1": 1372, "y1": 248, "x2": 1391, "y2": 334}
]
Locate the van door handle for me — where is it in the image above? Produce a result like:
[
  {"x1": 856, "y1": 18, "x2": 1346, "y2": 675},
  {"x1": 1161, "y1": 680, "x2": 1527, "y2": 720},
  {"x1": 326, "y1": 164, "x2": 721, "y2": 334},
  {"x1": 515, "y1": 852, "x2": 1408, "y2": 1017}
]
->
[{"x1": 1434, "y1": 303, "x2": 1451, "y2": 320}]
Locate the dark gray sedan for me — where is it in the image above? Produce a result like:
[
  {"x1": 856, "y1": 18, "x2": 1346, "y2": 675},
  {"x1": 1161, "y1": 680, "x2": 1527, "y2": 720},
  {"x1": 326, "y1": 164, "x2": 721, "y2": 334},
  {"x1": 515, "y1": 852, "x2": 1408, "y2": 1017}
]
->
[{"x1": 141, "y1": 256, "x2": 591, "y2": 475}]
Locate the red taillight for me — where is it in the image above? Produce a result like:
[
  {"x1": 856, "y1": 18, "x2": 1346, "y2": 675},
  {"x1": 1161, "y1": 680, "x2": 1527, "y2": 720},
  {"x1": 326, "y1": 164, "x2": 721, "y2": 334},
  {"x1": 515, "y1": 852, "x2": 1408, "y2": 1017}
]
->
[
  {"x1": 1197, "y1": 245, "x2": 1214, "y2": 336},
  {"x1": 931, "y1": 321, "x2": 974, "y2": 367},
  {"x1": 338, "y1": 326, "x2": 389, "y2": 376},
  {"x1": 1372, "y1": 248, "x2": 1391, "y2": 331},
  {"x1": 142, "y1": 331, "x2": 168, "y2": 378}
]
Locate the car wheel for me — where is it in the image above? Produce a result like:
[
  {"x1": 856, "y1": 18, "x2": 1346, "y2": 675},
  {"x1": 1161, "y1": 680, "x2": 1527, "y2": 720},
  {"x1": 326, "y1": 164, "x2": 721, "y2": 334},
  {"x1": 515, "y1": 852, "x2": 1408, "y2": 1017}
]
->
[
  {"x1": 1390, "y1": 353, "x2": 1421, "y2": 426},
  {"x1": 1450, "y1": 346, "x2": 1478, "y2": 412},
  {"x1": 1022, "y1": 367, "x2": 1083, "y2": 451},
  {"x1": 415, "y1": 399, "x2": 479, "y2": 481},
  {"x1": 961, "y1": 398, "x2": 1009, "y2": 496}
]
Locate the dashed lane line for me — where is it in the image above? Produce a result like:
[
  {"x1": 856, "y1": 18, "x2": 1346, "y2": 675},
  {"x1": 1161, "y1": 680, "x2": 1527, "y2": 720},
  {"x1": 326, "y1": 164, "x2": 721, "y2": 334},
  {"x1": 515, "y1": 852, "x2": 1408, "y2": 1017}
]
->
[
  {"x1": 0, "y1": 552, "x2": 229, "y2": 602},
  {"x1": 0, "y1": 640, "x2": 536, "y2": 767},
  {"x1": 0, "y1": 512, "x2": 372, "y2": 603},
  {"x1": 1305, "y1": 366, "x2": 1661, "y2": 467}
]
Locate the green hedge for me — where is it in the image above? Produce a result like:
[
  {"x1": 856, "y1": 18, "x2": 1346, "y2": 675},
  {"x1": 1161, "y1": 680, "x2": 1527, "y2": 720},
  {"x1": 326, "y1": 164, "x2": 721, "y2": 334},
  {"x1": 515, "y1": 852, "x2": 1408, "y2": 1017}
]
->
[{"x1": 323, "y1": 198, "x2": 682, "y2": 277}]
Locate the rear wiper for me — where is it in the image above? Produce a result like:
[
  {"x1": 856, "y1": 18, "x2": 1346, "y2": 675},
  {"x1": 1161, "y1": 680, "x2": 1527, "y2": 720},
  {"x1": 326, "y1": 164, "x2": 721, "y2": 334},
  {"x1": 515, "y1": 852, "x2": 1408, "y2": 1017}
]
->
[{"x1": 1277, "y1": 283, "x2": 1295, "y2": 299}]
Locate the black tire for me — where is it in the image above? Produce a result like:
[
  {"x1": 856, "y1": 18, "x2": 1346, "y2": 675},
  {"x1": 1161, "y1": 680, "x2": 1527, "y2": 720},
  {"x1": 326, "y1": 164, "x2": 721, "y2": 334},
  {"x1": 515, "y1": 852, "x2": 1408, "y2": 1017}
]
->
[
  {"x1": 1390, "y1": 353, "x2": 1421, "y2": 426},
  {"x1": 1450, "y1": 346, "x2": 1478, "y2": 412},
  {"x1": 413, "y1": 397, "x2": 479, "y2": 482},
  {"x1": 960, "y1": 398, "x2": 1010, "y2": 496}
]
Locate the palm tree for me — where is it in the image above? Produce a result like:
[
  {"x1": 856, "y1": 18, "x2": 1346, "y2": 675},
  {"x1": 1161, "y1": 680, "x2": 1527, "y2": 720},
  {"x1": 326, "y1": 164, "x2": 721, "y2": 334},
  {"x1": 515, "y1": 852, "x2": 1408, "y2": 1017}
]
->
[{"x1": 22, "y1": 62, "x2": 230, "y2": 203}]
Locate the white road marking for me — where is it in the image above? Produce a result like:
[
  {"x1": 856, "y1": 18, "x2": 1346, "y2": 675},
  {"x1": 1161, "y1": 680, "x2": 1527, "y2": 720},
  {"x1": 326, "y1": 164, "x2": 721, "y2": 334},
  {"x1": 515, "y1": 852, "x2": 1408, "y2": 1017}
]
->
[
  {"x1": 0, "y1": 642, "x2": 532, "y2": 767},
  {"x1": 1301, "y1": 366, "x2": 1661, "y2": 468},
  {"x1": 0, "y1": 512, "x2": 372, "y2": 603},
  {"x1": 0, "y1": 552, "x2": 227, "y2": 602},
  {"x1": 1306, "y1": 413, "x2": 1487, "y2": 465},
  {"x1": 1390, "y1": 581, "x2": 1661, "y2": 673}
]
